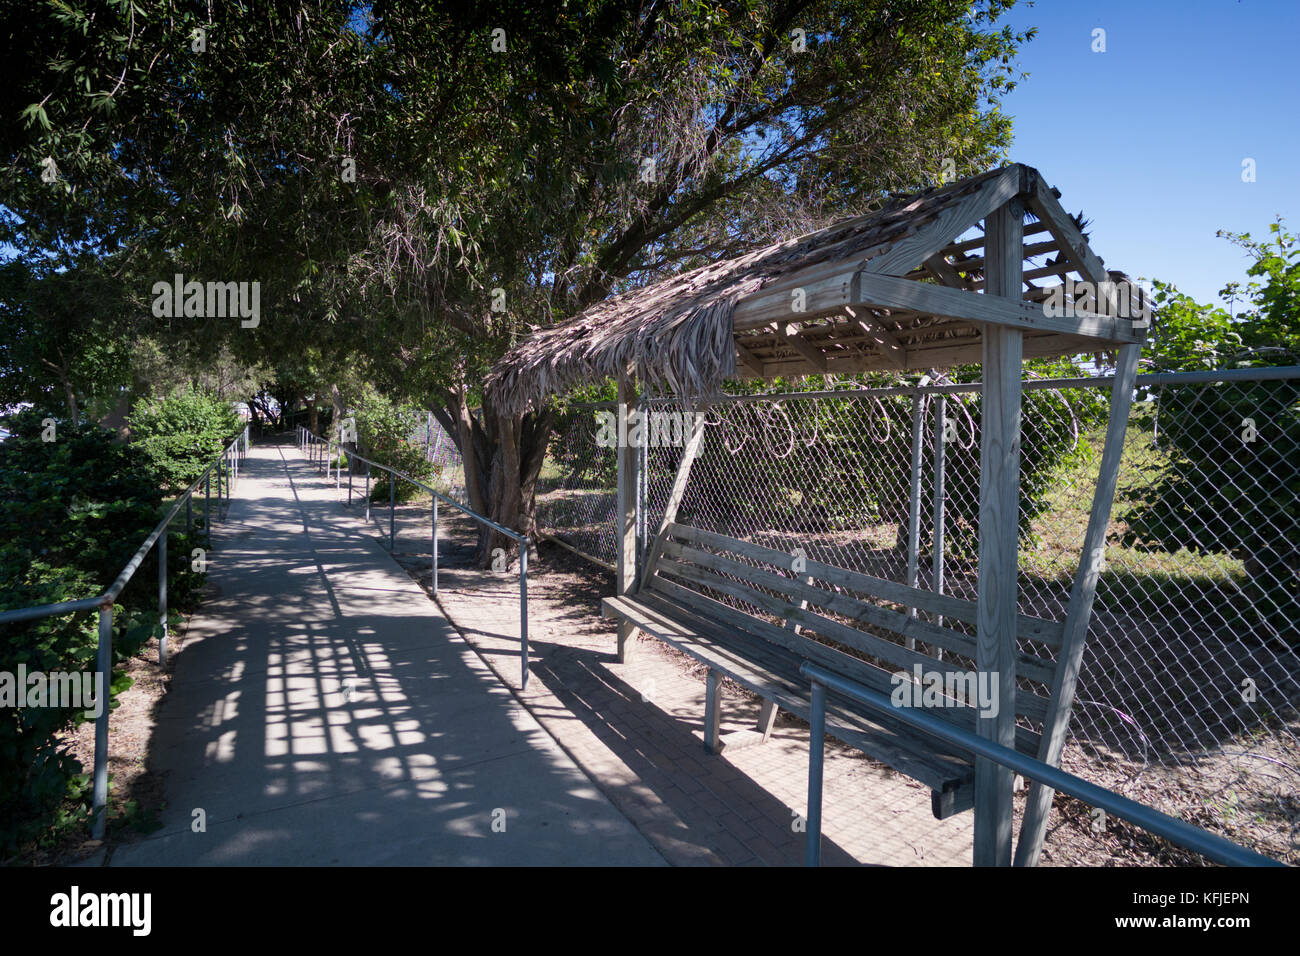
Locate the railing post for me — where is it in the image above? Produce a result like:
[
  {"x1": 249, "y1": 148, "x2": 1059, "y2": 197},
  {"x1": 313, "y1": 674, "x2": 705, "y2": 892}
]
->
[
  {"x1": 932, "y1": 394, "x2": 947, "y2": 635},
  {"x1": 158, "y1": 530, "x2": 168, "y2": 664},
  {"x1": 186, "y1": 493, "x2": 192, "y2": 537},
  {"x1": 348, "y1": 456, "x2": 353, "y2": 504},
  {"x1": 806, "y1": 679, "x2": 826, "y2": 866},
  {"x1": 389, "y1": 474, "x2": 396, "y2": 549},
  {"x1": 335, "y1": 443, "x2": 340, "y2": 489},
  {"x1": 431, "y1": 498, "x2": 438, "y2": 595},
  {"x1": 365, "y1": 462, "x2": 371, "y2": 522},
  {"x1": 205, "y1": 473, "x2": 211, "y2": 528},
  {"x1": 520, "y1": 542, "x2": 529, "y2": 690},
  {"x1": 636, "y1": 434, "x2": 648, "y2": 576},
  {"x1": 906, "y1": 388, "x2": 925, "y2": 639},
  {"x1": 91, "y1": 603, "x2": 113, "y2": 839}
]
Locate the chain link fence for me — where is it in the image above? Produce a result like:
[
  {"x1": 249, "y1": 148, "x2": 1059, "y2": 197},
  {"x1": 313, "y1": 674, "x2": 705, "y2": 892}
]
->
[
  {"x1": 408, "y1": 413, "x2": 466, "y2": 501},
  {"x1": 536, "y1": 367, "x2": 1300, "y2": 859}
]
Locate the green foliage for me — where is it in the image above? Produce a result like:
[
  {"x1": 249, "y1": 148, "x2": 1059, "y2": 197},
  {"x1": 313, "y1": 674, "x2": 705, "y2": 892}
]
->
[
  {"x1": 0, "y1": 408, "x2": 208, "y2": 853},
  {"x1": 548, "y1": 358, "x2": 1106, "y2": 561},
  {"x1": 2, "y1": 1, "x2": 1037, "y2": 532},
  {"x1": 0, "y1": 259, "x2": 134, "y2": 424},
  {"x1": 1123, "y1": 222, "x2": 1300, "y2": 642},
  {"x1": 129, "y1": 391, "x2": 241, "y2": 493},
  {"x1": 352, "y1": 385, "x2": 433, "y2": 502}
]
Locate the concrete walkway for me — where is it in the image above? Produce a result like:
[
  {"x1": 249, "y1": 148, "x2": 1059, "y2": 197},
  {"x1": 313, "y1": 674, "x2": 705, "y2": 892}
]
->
[{"x1": 107, "y1": 441, "x2": 665, "y2": 866}]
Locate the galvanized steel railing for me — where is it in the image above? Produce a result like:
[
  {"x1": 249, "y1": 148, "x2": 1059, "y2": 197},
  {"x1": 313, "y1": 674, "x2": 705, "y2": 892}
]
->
[
  {"x1": 0, "y1": 424, "x2": 250, "y2": 839},
  {"x1": 799, "y1": 661, "x2": 1283, "y2": 868},
  {"x1": 296, "y1": 427, "x2": 531, "y2": 690}
]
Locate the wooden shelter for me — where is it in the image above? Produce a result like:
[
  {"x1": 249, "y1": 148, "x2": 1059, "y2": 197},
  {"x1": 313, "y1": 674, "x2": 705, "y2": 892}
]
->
[{"x1": 488, "y1": 163, "x2": 1145, "y2": 866}]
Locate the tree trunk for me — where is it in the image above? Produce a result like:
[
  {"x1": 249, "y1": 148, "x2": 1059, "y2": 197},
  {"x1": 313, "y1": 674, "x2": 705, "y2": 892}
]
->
[
  {"x1": 435, "y1": 384, "x2": 553, "y2": 569},
  {"x1": 44, "y1": 356, "x2": 79, "y2": 425},
  {"x1": 308, "y1": 396, "x2": 319, "y2": 435}
]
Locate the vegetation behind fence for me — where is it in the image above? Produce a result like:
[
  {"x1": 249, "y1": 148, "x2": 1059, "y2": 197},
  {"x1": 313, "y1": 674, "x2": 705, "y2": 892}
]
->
[{"x1": 535, "y1": 368, "x2": 1300, "y2": 861}]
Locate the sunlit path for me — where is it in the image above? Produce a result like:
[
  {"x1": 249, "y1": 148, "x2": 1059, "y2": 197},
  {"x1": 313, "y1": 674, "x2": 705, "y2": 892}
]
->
[{"x1": 107, "y1": 440, "x2": 665, "y2": 866}]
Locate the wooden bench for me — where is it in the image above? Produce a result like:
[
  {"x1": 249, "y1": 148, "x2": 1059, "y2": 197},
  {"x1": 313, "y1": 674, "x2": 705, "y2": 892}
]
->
[{"x1": 602, "y1": 522, "x2": 1067, "y2": 819}]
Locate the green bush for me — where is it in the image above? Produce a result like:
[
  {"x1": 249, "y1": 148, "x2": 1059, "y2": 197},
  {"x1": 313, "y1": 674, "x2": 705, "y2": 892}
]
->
[
  {"x1": 129, "y1": 390, "x2": 241, "y2": 492},
  {"x1": 1122, "y1": 223, "x2": 1300, "y2": 643},
  {"x1": 0, "y1": 407, "x2": 208, "y2": 854},
  {"x1": 352, "y1": 385, "x2": 433, "y2": 502}
]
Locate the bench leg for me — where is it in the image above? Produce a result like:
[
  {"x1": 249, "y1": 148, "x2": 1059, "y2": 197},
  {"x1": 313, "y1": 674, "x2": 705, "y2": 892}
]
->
[
  {"x1": 707, "y1": 696, "x2": 778, "y2": 755},
  {"x1": 704, "y1": 668, "x2": 722, "y2": 754},
  {"x1": 757, "y1": 699, "x2": 779, "y2": 742},
  {"x1": 616, "y1": 622, "x2": 638, "y2": 664}
]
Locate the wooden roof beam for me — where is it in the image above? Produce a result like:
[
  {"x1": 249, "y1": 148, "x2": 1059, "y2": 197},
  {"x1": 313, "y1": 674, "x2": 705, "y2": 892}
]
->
[
  {"x1": 843, "y1": 306, "x2": 907, "y2": 368},
  {"x1": 850, "y1": 271, "x2": 1141, "y2": 343},
  {"x1": 862, "y1": 165, "x2": 1024, "y2": 277},
  {"x1": 942, "y1": 220, "x2": 1053, "y2": 256},
  {"x1": 773, "y1": 322, "x2": 829, "y2": 371},
  {"x1": 734, "y1": 340, "x2": 766, "y2": 377},
  {"x1": 1022, "y1": 168, "x2": 1109, "y2": 285}
]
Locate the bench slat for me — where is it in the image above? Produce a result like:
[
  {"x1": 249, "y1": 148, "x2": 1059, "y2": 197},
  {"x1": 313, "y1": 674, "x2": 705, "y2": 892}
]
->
[
  {"x1": 645, "y1": 574, "x2": 1044, "y2": 756},
  {"x1": 603, "y1": 594, "x2": 982, "y2": 800},
  {"x1": 667, "y1": 522, "x2": 1064, "y2": 649},
  {"x1": 660, "y1": 538, "x2": 1058, "y2": 685},
  {"x1": 655, "y1": 554, "x2": 1050, "y2": 724}
]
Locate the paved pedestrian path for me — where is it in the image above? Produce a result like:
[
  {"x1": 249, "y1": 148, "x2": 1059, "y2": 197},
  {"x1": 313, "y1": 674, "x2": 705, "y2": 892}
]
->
[{"x1": 106, "y1": 441, "x2": 665, "y2": 866}]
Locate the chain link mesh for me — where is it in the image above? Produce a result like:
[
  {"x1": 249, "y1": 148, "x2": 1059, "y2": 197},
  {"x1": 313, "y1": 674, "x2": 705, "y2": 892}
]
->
[
  {"x1": 408, "y1": 414, "x2": 467, "y2": 501},
  {"x1": 535, "y1": 371, "x2": 1300, "y2": 855}
]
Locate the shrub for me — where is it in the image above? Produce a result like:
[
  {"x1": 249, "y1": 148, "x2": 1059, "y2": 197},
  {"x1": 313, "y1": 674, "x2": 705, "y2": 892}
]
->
[
  {"x1": 0, "y1": 407, "x2": 207, "y2": 853},
  {"x1": 351, "y1": 385, "x2": 433, "y2": 502},
  {"x1": 129, "y1": 390, "x2": 241, "y2": 492}
]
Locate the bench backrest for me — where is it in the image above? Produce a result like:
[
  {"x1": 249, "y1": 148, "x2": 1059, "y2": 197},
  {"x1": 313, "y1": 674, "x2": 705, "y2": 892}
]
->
[{"x1": 644, "y1": 522, "x2": 1065, "y2": 749}]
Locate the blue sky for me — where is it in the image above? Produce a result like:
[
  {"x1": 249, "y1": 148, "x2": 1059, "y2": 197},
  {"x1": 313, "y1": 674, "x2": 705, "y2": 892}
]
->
[{"x1": 997, "y1": 0, "x2": 1299, "y2": 309}]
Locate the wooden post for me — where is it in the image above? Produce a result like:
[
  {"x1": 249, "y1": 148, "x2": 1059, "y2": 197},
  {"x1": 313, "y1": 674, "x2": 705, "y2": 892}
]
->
[
  {"x1": 974, "y1": 199, "x2": 1024, "y2": 867},
  {"x1": 615, "y1": 371, "x2": 639, "y2": 662},
  {"x1": 640, "y1": 410, "x2": 707, "y2": 587},
  {"x1": 1015, "y1": 341, "x2": 1141, "y2": 866}
]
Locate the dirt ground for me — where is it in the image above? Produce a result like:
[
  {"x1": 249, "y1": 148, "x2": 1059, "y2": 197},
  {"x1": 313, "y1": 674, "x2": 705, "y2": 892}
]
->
[{"x1": 19, "y1": 623, "x2": 189, "y2": 866}]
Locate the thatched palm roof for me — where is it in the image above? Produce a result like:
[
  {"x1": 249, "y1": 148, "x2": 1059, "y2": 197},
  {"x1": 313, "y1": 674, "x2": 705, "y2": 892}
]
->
[{"x1": 488, "y1": 163, "x2": 1140, "y2": 415}]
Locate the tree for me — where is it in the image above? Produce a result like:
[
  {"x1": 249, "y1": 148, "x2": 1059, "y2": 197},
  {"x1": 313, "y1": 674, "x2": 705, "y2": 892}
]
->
[
  {"x1": 1123, "y1": 221, "x2": 1300, "y2": 644},
  {"x1": 0, "y1": 259, "x2": 135, "y2": 424},
  {"x1": 5, "y1": 1, "x2": 1036, "y2": 564},
  {"x1": 354, "y1": 0, "x2": 1034, "y2": 560}
]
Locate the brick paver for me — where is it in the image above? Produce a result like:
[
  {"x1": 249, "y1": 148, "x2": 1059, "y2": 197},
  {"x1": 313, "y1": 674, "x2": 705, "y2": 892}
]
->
[{"x1": 329, "y1": 468, "x2": 978, "y2": 866}]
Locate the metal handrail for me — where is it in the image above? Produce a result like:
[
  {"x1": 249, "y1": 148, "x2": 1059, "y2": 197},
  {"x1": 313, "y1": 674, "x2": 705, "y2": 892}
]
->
[
  {"x1": 0, "y1": 424, "x2": 250, "y2": 838},
  {"x1": 296, "y1": 427, "x2": 532, "y2": 690},
  {"x1": 798, "y1": 661, "x2": 1283, "y2": 867}
]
